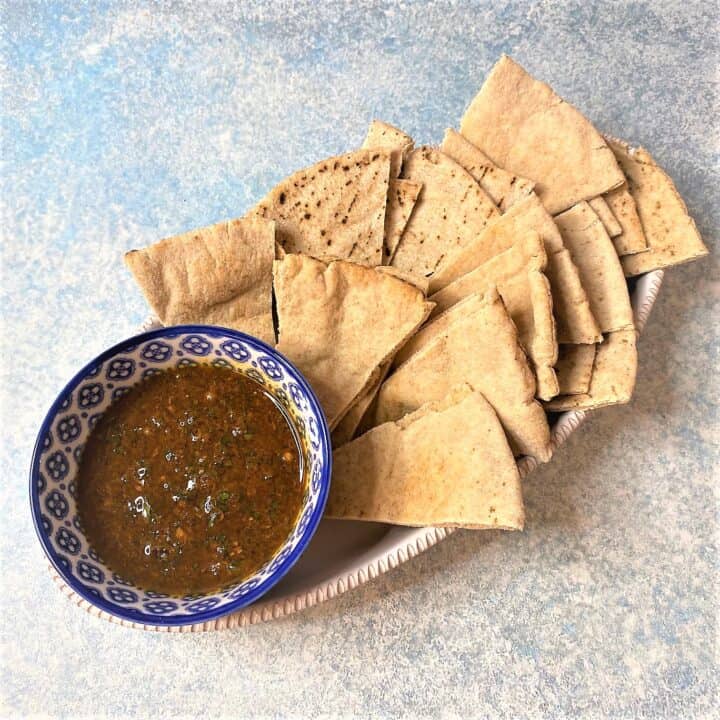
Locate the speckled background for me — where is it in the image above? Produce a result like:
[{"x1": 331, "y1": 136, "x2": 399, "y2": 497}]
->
[{"x1": 1, "y1": 1, "x2": 718, "y2": 717}]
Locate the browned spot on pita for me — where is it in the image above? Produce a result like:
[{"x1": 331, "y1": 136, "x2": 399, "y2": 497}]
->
[
  {"x1": 382, "y1": 179, "x2": 422, "y2": 263},
  {"x1": 361, "y1": 119, "x2": 415, "y2": 178}
]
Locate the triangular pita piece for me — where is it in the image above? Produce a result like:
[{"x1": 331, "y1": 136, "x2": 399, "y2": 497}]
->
[
  {"x1": 440, "y1": 128, "x2": 535, "y2": 211},
  {"x1": 361, "y1": 120, "x2": 414, "y2": 178},
  {"x1": 545, "y1": 330, "x2": 637, "y2": 411},
  {"x1": 605, "y1": 137, "x2": 709, "y2": 276},
  {"x1": 588, "y1": 196, "x2": 621, "y2": 237},
  {"x1": 274, "y1": 254, "x2": 434, "y2": 429},
  {"x1": 331, "y1": 361, "x2": 391, "y2": 448},
  {"x1": 383, "y1": 179, "x2": 422, "y2": 263},
  {"x1": 429, "y1": 233, "x2": 558, "y2": 400},
  {"x1": 249, "y1": 149, "x2": 391, "y2": 266},
  {"x1": 390, "y1": 146, "x2": 500, "y2": 276},
  {"x1": 429, "y1": 193, "x2": 601, "y2": 345},
  {"x1": 326, "y1": 385, "x2": 525, "y2": 529},
  {"x1": 375, "y1": 288, "x2": 552, "y2": 461},
  {"x1": 603, "y1": 184, "x2": 648, "y2": 256},
  {"x1": 125, "y1": 217, "x2": 276, "y2": 345},
  {"x1": 554, "y1": 202, "x2": 634, "y2": 333},
  {"x1": 460, "y1": 55, "x2": 625, "y2": 214},
  {"x1": 555, "y1": 343, "x2": 596, "y2": 396}
]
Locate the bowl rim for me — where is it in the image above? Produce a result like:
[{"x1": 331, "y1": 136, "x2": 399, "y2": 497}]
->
[{"x1": 29, "y1": 324, "x2": 333, "y2": 626}]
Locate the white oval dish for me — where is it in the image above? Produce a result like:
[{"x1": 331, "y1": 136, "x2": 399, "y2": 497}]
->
[{"x1": 48, "y1": 269, "x2": 664, "y2": 631}]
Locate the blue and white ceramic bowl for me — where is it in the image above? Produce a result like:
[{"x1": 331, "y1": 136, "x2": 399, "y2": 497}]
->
[{"x1": 29, "y1": 326, "x2": 332, "y2": 626}]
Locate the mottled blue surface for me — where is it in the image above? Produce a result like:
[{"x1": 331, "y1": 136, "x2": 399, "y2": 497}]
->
[{"x1": 1, "y1": 1, "x2": 717, "y2": 717}]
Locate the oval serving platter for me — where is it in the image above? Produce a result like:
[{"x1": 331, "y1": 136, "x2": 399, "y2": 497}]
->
[{"x1": 47, "y1": 269, "x2": 664, "y2": 631}]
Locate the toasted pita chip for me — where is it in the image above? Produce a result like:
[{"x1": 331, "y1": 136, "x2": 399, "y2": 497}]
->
[
  {"x1": 604, "y1": 184, "x2": 648, "y2": 256},
  {"x1": 361, "y1": 120, "x2": 414, "y2": 178},
  {"x1": 555, "y1": 343, "x2": 596, "y2": 396},
  {"x1": 460, "y1": 56, "x2": 624, "y2": 214},
  {"x1": 390, "y1": 146, "x2": 500, "y2": 275},
  {"x1": 554, "y1": 202, "x2": 634, "y2": 333},
  {"x1": 375, "y1": 288, "x2": 552, "y2": 461},
  {"x1": 428, "y1": 233, "x2": 558, "y2": 400},
  {"x1": 545, "y1": 330, "x2": 637, "y2": 411},
  {"x1": 440, "y1": 128, "x2": 535, "y2": 211},
  {"x1": 383, "y1": 179, "x2": 422, "y2": 263},
  {"x1": 331, "y1": 361, "x2": 391, "y2": 447},
  {"x1": 249, "y1": 149, "x2": 391, "y2": 266},
  {"x1": 605, "y1": 138, "x2": 709, "y2": 276},
  {"x1": 429, "y1": 193, "x2": 601, "y2": 345},
  {"x1": 125, "y1": 217, "x2": 276, "y2": 344},
  {"x1": 326, "y1": 385, "x2": 524, "y2": 529},
  {"x1": 274, "y1": 254, "x2": 433, "y2": 429},
  {"x1": 589, "y1": 196, "x2": 621, "y2": 237}
]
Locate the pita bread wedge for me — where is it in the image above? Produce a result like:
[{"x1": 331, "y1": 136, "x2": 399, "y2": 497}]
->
[
  {"x1": 429, "y1": 233, "x2": 558, "y2": 400},
  {"x1": 383, "y1": 179, "x2": 422, "y2": 263},
  {"x1": 331, "y1": 361, "x2": 391, "y2": 447},
  {"x1": 274, "y1": 254, "x2": 434, "y2": 429},
  {"x1": 604, "y1": 184, "x2": 648, "y2": 256},
  {"x1": 429, "y1": 193, "x2": 601, "y2": 345},
  {"x1": 460, "y1": 55, "x2": 625, "y2": 214},
  {"x1": 374, "y1": 288, "x2": 552, "y2": 461},
  {"x1": 249, "y1": 149, "x2": 391, "y2": 266},
  {"x1": 554, "y1": 202, "x2": 634, "y2": 333},
  {"x1": 555, "y1": 343, "x2": 596, "y2": 396},
  {"x1": 361, "y1": 120, "x2": 414, "y2": 178},
  {"x1": 390, "y1": 146, "x2": 500, "y2": 276},
  {"x1": 605, "y1": 137, "x2": 709, "y2": 276},
  {"x1": 545, "y1": 329, "x2": 637, "y2": 411},
  {"x1": 588, "y1": 196, "x2": 622, "y2": 237},
  {"x1": 125, "y1": 217, "x2": 276, "y2": 344},
  {"x1": 326, "y1": 385, "x2": 525, "y2": 529},
  {"x1": 440, "y1": 128, "x2": 535, "y2": 211}
]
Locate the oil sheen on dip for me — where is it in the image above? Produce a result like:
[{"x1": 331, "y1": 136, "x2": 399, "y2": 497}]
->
[{"x1": 76, "y1": 365, "x2": 304, "y2": 596}]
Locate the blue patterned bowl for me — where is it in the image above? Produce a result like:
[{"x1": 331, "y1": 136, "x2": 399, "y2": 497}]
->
[{"x1": 29, "y1": 326, "x2": 332, "y2": 626}]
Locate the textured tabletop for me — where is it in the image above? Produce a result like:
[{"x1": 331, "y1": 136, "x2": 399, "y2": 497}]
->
[{"x1": 1, "y1": 1, "x2": 718, "y2": 717}]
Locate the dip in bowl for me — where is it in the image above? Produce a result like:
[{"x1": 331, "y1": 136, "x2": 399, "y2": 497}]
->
[{"x1": 29, "y1": 326, "x2": 331, "y2": 626}]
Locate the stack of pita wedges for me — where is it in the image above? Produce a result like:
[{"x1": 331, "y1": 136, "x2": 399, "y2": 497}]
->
[{"x1": 124, "y1": 55, "x2": 707, "y2": 534}]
